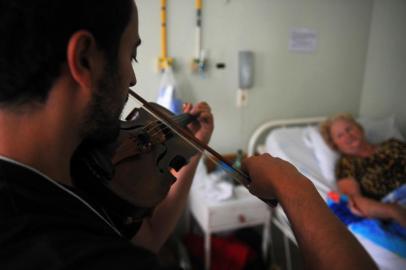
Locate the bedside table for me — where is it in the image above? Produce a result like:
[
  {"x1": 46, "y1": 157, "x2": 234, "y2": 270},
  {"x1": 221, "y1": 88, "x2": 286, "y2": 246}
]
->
[{"x1": 188, "y1": 185, "x2": 271, "y2": 270}]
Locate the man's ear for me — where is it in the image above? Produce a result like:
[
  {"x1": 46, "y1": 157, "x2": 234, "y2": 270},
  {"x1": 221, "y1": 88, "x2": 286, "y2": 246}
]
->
[{"x1": 66, "y1": 31, "x2": 100, "y2": 92}]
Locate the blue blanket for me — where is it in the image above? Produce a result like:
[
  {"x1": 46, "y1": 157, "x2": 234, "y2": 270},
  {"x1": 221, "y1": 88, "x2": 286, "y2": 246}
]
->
[{"x1": 327, "y1": 186, "x2": 406, "y2": 258}]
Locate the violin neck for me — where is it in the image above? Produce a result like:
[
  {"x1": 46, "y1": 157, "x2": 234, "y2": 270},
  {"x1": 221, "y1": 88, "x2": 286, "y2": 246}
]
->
[{"x1": 173, "y1": 113, "x2": 196, "y2": 127}]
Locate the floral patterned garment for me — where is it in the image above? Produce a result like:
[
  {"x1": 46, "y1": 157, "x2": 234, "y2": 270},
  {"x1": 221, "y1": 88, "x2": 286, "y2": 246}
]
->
[{"x1": 336, "y1": 139, "x2": 406, "y2": 200}]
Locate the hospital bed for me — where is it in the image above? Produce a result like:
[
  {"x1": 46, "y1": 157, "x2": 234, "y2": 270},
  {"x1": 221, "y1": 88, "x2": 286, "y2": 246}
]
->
[{"x1": 247, "y1": 116, "x2": 406, "y2": 270}]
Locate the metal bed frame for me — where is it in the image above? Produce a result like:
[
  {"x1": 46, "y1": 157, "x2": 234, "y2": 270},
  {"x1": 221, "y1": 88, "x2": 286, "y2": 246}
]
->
[{"x1": 247, "y1": 116, "x2": 326, "y2": 270}]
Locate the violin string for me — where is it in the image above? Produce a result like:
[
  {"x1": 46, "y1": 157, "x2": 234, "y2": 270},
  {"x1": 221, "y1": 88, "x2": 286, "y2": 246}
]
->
[
  {"x1": 140, "y1": 114, "x2": 191, "y2": 140},
  {"x1": 121, "y1": 104, "x2": 194, "y2": 156},
  {"x1": 130, "y1": 113, "x2": 190, "y2": 134},
  {"x1": 147, "y1": 124, "x2": 173, "y2": 140},
  {"x1": 120, "y1": 117, "x2": 169, "y2": 151},
  {"x1": 146, "y1": 114, "x2": 192, "y2": 138},
  {"x1": 141, "y1": 119, "x2": 170, "y2": 135},
  {"x1": 131, "y1": 118, "x2": 169, "y2": 137}
]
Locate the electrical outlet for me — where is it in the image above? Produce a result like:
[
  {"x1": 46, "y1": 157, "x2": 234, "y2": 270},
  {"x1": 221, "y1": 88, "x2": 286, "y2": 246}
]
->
[{"x1": 236, "y1": 89, "x2": 248, "y2": 108}]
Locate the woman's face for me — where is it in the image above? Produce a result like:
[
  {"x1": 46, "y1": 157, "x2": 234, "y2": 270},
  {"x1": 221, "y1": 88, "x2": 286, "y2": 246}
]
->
[{"x1": 330, "y1": 119, "x2": 365, "y2": 155}]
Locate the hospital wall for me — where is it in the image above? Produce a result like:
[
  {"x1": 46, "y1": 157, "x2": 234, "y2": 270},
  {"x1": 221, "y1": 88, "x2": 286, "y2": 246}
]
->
[
  {"x1": 134, "y1": 0, "x2": 373, "y2": 153},
  {"x1": 360, "y1": 0, "x2": 406, "y2": 136}
]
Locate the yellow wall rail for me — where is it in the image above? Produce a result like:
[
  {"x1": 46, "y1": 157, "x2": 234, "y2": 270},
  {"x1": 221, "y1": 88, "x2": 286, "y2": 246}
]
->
[{"x1": 158, "y1": 0, "x2": 173, "y2": 71}]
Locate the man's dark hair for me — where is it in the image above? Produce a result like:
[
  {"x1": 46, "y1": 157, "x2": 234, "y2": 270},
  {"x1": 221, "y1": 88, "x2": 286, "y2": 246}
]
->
[{"x1": 0, "y1": 0, "x2": 133, "y2": 107}]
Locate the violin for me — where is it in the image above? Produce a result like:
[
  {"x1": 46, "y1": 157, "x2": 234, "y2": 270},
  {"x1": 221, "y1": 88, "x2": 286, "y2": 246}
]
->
[
  {"x1": 71, "y1": 100, "x2": 197, "y2": 237},
  {"x1": 71, "y1": 89, "x2": 277, "y2": 237},
  {"x1": 127, "y1": 90, "x2": 278, "y2": 207},
  {"x1": 109, "y1": 102, "x2": 198, "y2": 208}
]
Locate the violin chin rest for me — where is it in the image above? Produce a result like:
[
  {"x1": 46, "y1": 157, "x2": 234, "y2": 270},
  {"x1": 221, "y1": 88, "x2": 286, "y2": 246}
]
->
[{"x1": 169, "y1": 155, "x2": 188, "y2": 172}]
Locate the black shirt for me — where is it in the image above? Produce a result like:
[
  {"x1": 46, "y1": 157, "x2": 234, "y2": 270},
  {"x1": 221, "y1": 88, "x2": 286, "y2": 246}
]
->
[{"x1": 0, "y1": 158, "x2": 160, "y2": 269}]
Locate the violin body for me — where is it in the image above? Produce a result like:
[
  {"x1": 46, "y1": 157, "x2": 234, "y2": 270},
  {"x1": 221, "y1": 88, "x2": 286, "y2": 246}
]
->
[
  {"x1": 111, "y1": 103, "x2": 197, "y2": 208},
  {"x1": 71, "y1": 102, "x2": 196, "y2": 237}
]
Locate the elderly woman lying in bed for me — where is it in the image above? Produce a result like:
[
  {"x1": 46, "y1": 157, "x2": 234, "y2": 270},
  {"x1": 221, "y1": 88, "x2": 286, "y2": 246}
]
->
[{"x1": 320, "y1": 113, "x2": 406, "y2": 227}]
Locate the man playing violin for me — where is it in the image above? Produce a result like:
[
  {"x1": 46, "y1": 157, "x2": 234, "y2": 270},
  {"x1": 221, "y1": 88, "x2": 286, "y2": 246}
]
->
[{"x1": 0, "y1": 0, "x2": 376, "y2": 269}]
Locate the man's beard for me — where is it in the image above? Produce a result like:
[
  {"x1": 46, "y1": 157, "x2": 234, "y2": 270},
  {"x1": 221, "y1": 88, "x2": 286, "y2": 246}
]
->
[{"x1": 80, "y1": 66, "x2": 125, "y2": 146}]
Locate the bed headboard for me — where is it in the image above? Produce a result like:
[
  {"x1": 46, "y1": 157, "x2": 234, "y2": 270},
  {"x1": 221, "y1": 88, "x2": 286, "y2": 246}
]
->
[{"x1": 247, "y1": 116, "x2": 326, "y2": 156}]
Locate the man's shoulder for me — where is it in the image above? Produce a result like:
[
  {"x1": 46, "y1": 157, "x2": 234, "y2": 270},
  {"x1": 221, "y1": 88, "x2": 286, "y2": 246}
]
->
[{"x1": 0, "y1": 159, "x2": 161, "y2": 269}]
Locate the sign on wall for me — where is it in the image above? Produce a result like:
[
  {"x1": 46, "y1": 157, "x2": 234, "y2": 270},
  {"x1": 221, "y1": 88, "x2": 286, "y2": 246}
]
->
[{"x1": 289, "y1": 28, "x2": 318, "y2": 53}]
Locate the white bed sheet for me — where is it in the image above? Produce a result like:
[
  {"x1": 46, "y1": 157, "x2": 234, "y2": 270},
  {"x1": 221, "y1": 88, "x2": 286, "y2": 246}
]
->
[{"x1": 264, "y1": 126, "x2": 334, "y2": 198}]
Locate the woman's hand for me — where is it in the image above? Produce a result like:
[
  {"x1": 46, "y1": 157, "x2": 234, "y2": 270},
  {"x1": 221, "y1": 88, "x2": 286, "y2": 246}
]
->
[
  {"x1": 183, "y1": 102, "x2": 214, "y2": 145},
  {"x1": 348, "y1": 195, "x2": 371, "y2": 217},
  {"x1": 348, "y1": 195, "x2": 404, "y2": 223}
]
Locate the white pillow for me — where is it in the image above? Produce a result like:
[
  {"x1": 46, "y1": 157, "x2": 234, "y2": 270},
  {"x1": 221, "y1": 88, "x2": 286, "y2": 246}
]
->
[
  {"x1": 305, "y1": 115, "x2": 404, "y2": 182},
  {"x1": 303, "y1": 126, "x2": 339, "y2": 183},
  {"x1": 358, "y1": 115, "x2": 404, "y2": 143}
]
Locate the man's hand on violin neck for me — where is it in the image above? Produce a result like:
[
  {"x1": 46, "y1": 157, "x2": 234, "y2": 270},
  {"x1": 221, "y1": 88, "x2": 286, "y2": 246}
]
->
[{"x1": 183, "y1": 102, "x2": 214, "y2": 145}]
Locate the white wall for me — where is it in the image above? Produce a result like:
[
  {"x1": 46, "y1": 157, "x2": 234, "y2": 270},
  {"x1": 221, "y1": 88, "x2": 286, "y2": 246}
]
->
[
  {"x1": 360, "y1": 0, "x2": 406, "y2": 136},
  {"x1": 133, "y1": 0, "x2": 373, "y2": 152}
]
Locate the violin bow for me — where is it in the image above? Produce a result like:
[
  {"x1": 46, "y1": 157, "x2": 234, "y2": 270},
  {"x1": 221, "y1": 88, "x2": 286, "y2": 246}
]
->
[{"x1": 128, "y1": 90, "x2": 278, "y2": 207}]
